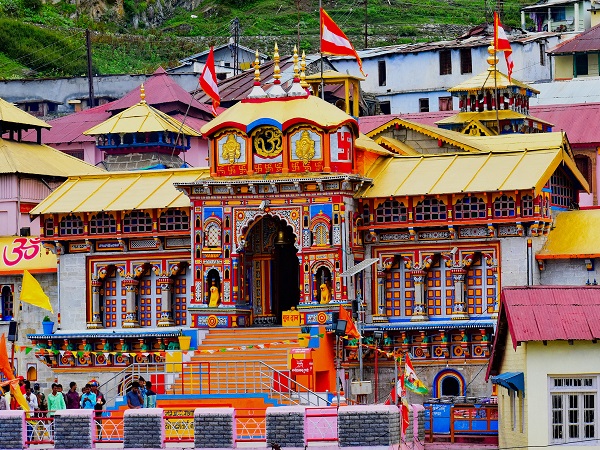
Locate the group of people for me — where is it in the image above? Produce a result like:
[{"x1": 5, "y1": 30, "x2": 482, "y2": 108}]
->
[{"x1": 125, "y1": 376, "x2": 157, "y2": 409}]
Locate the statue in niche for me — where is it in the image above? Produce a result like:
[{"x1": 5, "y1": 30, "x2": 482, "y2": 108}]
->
[
  {"x1": 320, "y1": 279, "x2": 331, "y2": 304},
  {"x1": 209, "y1": 281, "x2": 220, "y2": 307}
]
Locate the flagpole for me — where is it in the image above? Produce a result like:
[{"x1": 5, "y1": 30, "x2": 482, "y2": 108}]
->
[
  {"x1": 394, "y1": 353, "x2": 399, "y2": 406},
  {"x1": 319, "y1": 0, "x2": 325, "y2": 100},
  {"x1": 493, "y1": 14, "x2": 500, "y2": 134}
]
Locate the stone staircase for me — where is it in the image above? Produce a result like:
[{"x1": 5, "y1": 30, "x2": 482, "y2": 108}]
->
[{"x1": 170, "y1": 326, "x2": 302, "y2": 399}]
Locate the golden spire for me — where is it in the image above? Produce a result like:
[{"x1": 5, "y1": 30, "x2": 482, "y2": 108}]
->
[
  {"x1": 300, "y1": 50, "x2": 308, "y2": 88},
  {"x1": 293, "y1": 46, "x2": 300, "y2": 82},
  {"x1": 140, "y1": 84, "x2": 146, "y2": 103},
  {"x1": 487, "y1": 45, "x2": 499, "y2": 72},
  {"x1": 273, "y1": 42, "x2": 281, "y2": 84},
  {"x1": 253, "y1": 49, "x2": 261, "y2": 84}
]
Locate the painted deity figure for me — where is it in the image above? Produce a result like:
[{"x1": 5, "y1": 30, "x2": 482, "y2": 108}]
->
[
  {"x1": 209, "y1": 281, "x2": 220, "y2": 307},
  {"x1": 320, "y1": 282, "x2": 331, "y2": 304}
]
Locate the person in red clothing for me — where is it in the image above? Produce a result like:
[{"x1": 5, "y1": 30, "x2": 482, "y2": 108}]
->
[{"x1": 65, "y1": 382, "x2": 80, "y2": 409}]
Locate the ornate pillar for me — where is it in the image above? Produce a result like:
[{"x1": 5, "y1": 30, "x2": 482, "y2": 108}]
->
[
  {"x1": 373, "y1": 266, "x2": 388, "y2": 323},
  {"x1": 88, "y1": 278, "x2": 104, "y2": 329},
  {"x1": 157, "y1": 277, "x2": 175, "y2": 327},
  {"x1": 410, "y1": 269, "x2": 428, "y2": 322},
  {"x1": 232, "y1": 256, "x2": 239, "y2": 303},
  {"x1": 122, "y1": 278, "x2": 139, "y2": 328},
  {"x1": 451, "y1": 267, "x2": 470, "y2": 320},
  {"x1": 491, "y1": 265, "x2": 499, "y2": 319}
]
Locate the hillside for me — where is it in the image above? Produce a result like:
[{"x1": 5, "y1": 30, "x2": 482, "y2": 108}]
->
[{"x1": 0, "y1": 0, "x2": 534, "y2": 79}]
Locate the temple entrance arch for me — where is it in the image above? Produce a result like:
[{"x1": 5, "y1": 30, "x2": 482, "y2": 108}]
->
[{"x1": 241, "y1": 214, "x2": 300, "y2": 325}]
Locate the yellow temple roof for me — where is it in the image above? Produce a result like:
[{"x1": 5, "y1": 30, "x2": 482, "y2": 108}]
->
[
  {"x1": 374, "y1": 136, "x2": 421, "y2": 155},
  {"x1": 537, "y1": 210, "x2": 600, "y2": 259},
  {"x1": 200, "y1": 95, "x2": 357, "y2": 136},
  {"x1": 30, "y1": 167, "x2": 209, "y2": 215},
  {"x1": 359, "y1": 138, "x2": 588, "y2": 198},
  {"x1": 0, "y1": 138, "x2": 103, "y2": 177},
  {"x1": 355, "y1": 133, "x2": 394, "y2": 155},
  {"x1": 0, "y1": 97, "x2": 51, "y2": 129},
  {"x1": 447, "y1": 68, "x2": 539, "y2": 94},
  {"x1": 436, "y1": 110, "x2": 553, "y2": 127},
  {"x1": 83, "y1": 101, "x2": 200, "y2": 136}
]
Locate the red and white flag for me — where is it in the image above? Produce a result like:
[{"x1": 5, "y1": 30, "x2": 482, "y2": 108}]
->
[
  {"x1": 199, "y1": 46, "x2": 220, "y2": 116},
  {"x1": 494, "y1": 12, "x2": 514, "y2": 82},
  {"x1": 320, "y1": 8, "x2": 366, "y2": 77}
]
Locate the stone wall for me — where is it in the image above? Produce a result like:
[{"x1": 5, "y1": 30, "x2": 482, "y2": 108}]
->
[
  {"x1": 53, "y1": 409, "x2": 94, "y2": 449},
  {"x1": 194, "y1": 407, "x2": 235, "y2": 448},
  {"x1": 266, "y1": 406, "x2": 305, "y2": 448},
  {"x1": 338, "y1": 405, "x2": 400, "y2": 447},
  {"x1": 123, "y1": 408, "x2": 164, "y2": 449},
  {"x1": 0, "y1": 410, "x2": 25, "y2": 449}
]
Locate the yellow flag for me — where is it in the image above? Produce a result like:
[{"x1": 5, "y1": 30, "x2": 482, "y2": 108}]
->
[{"x1": 20, "y1": 270, "x2": 53, "y2": 313}]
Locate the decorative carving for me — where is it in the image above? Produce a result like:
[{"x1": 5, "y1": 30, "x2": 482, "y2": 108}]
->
[
  {"x1": 253, "y1": 126, "x2": 283, "y2": 158},
  {"x1": 295, "y1": 130, "x2": 316, "y2": 164},
  {"x1": 222, "y1": 134, "x2": 242, "y2": 163}
]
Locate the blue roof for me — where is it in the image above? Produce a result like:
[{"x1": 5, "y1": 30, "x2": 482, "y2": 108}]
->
[{"x1": 491, "y1": 372, "x2": 525, "y2": 396}]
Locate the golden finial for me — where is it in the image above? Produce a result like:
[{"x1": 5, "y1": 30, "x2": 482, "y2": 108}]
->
[
  {"x1": 293, "y1": 45, "x2": 299, "y2": 81},
  {"x1": 253, "y1": 49, "x2": 261, "y2": 84},
  {"x1": 487, "y1": 45, "x2": 499, "y2": 71},
  {"x1": 273, "y1": 43, "x2": 281, "y2": 83},
  {"x1": 300, "y1": 50, "x2": 308, "y2": 88},
  {"x1": 140, "y1": 84, "x2": 146, "y2": 103}
]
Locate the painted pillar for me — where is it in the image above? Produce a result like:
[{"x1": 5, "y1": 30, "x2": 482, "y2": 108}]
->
[
  {"x1": 451, "y1": 267, "x2": 469, "y2": 320},
  {"x1": 157, "y1": 277, "x2": 174, "y2": 327},
  {"x1": 232, "y1": 256, "x2": 239, "y2": 303},
  {"x1": 377, "y1": 267, "x2": 387, "y2": 317},
  {"x1": 410, "y1": 269, "x2": 428, "y2": 322},
  {"x1": 88, "y1": 278, "x2": 103, "y2": 329},
  {"x1": 122, "y1": 278, "x2": 139, "y2": 328}
]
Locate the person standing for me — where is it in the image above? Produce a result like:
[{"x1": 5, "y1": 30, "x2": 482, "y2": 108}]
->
[
  {"x1": 47, "y1": 383, "x2": 66, "y2": 415},
  {"x1": 2, "y1": 385, "x2": 11, "y2": 410},
  {"x1": 34, "y1": 384, "x2": 47, "y2": 416},
  {"x1": 65, "y1": 382, "x2": 80, "y2": 409},
  {"x1": 80, "y1": 384, "x2": 96, "y2": 410},
  {"x1": 137, "y1": 377, "x2": 147, "y2": 406},
  {"x1": 144, "y1": 381, "x2": 157, "y2": 408},
  {"x1": 126, "y1": 382, "x2": 143, "y2": 409},
  {"x1": 24, "y1": 385, "x2": 38, "y2": 442},
  {"x1": 90, "y1": 381, "x2": 106, "y2": 441}
]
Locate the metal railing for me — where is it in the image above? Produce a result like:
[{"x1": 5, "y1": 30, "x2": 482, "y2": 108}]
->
[{"x1": 100, "y1": 360, "x2": 330, "y2": 408}]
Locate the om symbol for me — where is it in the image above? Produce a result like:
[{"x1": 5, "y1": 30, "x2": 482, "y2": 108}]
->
[
  {"x1": 2, "y1": 237, "x2": 41, "y2": 266},
  {"x1": 253, "y1": 126, "x2": 282, "y2": 158}
]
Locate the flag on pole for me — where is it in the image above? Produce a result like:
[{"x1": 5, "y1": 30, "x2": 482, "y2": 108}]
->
[
  {"x1": 320, "y1": 8, "x2": 366, "y2": 77},
  {"x1": 338, "y1": 304, "x2": 360, "y2": 339},
  {"x1": 494, "y1": 11, "x2": 514, "y2": 82},
  {"x1": 0, "y1": 334, "x2": 29, "y2": 411},
  {"x1": 199, "y1": 46, "x2": 220, "y2": 116},
  {"x1": 20, "y1": 269, "x2": 53, "y2": 313},
  {"x1": 404, "y1": 353, "x2": 428, "y2": 395}
]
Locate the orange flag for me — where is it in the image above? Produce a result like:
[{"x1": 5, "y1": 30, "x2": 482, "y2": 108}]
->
[
  {"x1": 338, "y1": 305, "x2": 360, "y2": 339},
  {"x1": 0, "y1": 334, "x2": 29, "y2": 411}
]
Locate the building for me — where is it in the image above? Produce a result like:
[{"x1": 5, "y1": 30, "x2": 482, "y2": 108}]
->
[
  {"x1": 521, "y1": 0, "x2": 592, "y2": 32},
  {"x1": 548, "y1": 22, "x2": 600, "y2": 79},
  {"x1": 487, "y1": 286, "x2": 600, "y2": 449}
]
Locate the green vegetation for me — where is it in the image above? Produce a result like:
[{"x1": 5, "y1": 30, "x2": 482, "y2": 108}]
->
[{"x1": 0, "y1": 0, "x2": 535, "y2": 79}]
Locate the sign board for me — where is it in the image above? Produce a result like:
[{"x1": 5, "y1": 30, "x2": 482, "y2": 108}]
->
[
  {"x1": 351, "y1": 380, "x2": 372, "y2": 395},
  {"x1": 291, "y1": 358, "x2": 314, "y2": 376},
  {"x1": 282, "y1": 309, "x2": 301, "y2": 327},
  {"x1": 0, "y1": 237, "x2": 57, "y2": 274}
]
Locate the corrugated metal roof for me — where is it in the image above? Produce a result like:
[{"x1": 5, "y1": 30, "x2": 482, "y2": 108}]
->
[
  {"x1": 549, "y1": 23, "x2": 600, "y2": 54},
  {"x1": 0, "y1": 97, "x2": 51, "y2": 129},
  {"x1": 30, "y1": 167, "x2": 209, "y2": 215},
  {"x1": 83, "y1": 101, "x2": 200, "y2": 136},
  {"x1": 359, "y1": 140, "x2": 587, "y2": 198},
  {"x1": 522, "y1": 0, "x2": 582, "y2": 11},
  {"x1": 537, "y1": 210, "x2": 600, "y2": 259},
  {"x1": 502, "y1": 286, "x2": 600, "y2": 347},
  {"x1": 0, "y1": 138, "x2": 104, "y2": 176}
]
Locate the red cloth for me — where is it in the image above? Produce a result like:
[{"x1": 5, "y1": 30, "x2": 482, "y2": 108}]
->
[
  {"x1": 320, "y1": 8, "x2": 366, "y2": 77},
  {"x1": 199, "y1": 46, "x2": 220, "y2": 116}
]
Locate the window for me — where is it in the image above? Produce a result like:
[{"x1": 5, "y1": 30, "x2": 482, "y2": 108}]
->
[
  {"x1": 439, "y1": 50, "x2": 452, "y2": 75},
  {"x1": 362, "y1": 203, "x2": 370, "y2": 225},
  {"x1": 575, "y1": 54, "x2": 589, "y2": 77},
  {"x1": 550, "y1": 170, "x2": 575, "y2": 208},
  {"x1": 521, "y1": 195, "x2": 534, "y2": 217},
  {"x1": 415, "y1": 198, "x2": 447, "y2": 221},
  {"x1": 460, "y1": 48, "x2": 472, "y2": 74},
  {"x1": 159, "y1": 210, "x2": 189, "y2": 231},
  {"x1": 376, "y1": 200, "x2": 407, "y2": 223},
  {"x1": 59, "y1": 214, "x2": 84, "y2": 236},
  {"x1": 550, "y1": 376, "x2": 597, "y2": 444},
  {"x1": 379, "y1": 101, "x2": 391, "y2": 115},
  {"x1": 1, "y1": 285, "x2": 13, "y2": 319},
  {"x1": 551, "y1": 7, "x2": 566, "y2": 21},
  {"x1": 44, "y1": 217, "x2": 54, "y2": 237},
  {"x1": 439, "y1": 96, "x2": 453, "y2": 112},
  {"x1": 419, "y1": 98, "x2": 430, "y2": 113},
  {"x1": 493, "y1": 195, "x2": 516, "y2": 217},
  {"x1": 63, "y1": 150, "x2": 84, "y2": 160},
  {"x1": 90, "y1": 212, "x2": 116, "y2": 234},
  {"x1": 378, "y1": 60, "x2": 386, "y2": 86},
  {"x1": 204, "y1": 221, "x2": 221, "y2": 247},
  {"x1": 575, "y1": 155, "x2": 592, "y2": 188},
  {"x1": 122, "y1": 211, "x2": 152, "y2": 233},
  {"x1": 313, "y1": 223, "x2": 330, "y2": 246},
  {"x1": 454, "y1": 196, "x2": 486, "y2": 219},
  {"x1": 539, "y1": 43, "x2": 546, "y2": 66}
]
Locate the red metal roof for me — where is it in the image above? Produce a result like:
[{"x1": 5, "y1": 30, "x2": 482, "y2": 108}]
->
[
  {"x1": 108, "y1": 67, "x2": 214, "y2": 116},
  {"x1": 549, "y1": 23, "x2": 600, "y2": 54},
  {"x1": 503, "y1": 286, "x2": 600, "y2": 347}
]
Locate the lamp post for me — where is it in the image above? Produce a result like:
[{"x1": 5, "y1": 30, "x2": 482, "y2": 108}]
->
[
  {"x1": 373, "y1": 330, "x2": 383, "y2": 403},
  {"x1": 334, "y1": 319, "x2": 347, "y2": 407}
]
